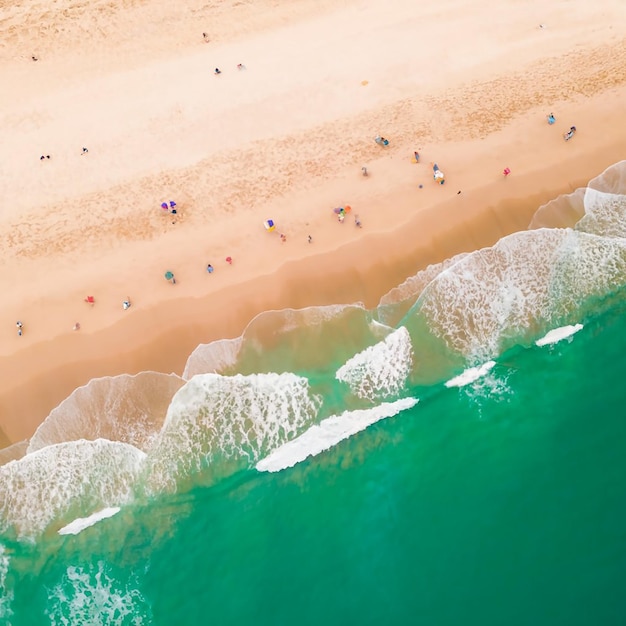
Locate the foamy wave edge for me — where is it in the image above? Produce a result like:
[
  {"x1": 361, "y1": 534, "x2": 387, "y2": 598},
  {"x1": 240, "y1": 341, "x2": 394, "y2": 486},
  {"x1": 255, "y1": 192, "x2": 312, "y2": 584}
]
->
[{"x1": 256, "y1": 397, "x2": 418, "y2": 472}]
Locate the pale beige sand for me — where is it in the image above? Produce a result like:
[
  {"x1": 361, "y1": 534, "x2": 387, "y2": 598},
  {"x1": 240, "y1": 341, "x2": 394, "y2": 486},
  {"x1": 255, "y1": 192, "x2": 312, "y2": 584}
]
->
[{"x1": 1, "y1": 0, "x2": 626, "y2": 446}]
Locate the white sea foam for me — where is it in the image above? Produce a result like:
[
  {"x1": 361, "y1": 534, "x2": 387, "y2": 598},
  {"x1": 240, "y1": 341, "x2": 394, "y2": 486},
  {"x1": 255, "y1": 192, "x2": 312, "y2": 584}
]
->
[
  {"x1": 256, "y1": 397, "x2": 419, "y2": 472},
  {"x1": 183, "y1": 337, "x2": 243, "y2": 379},
  {"x1": 28, "y1": 373, "x2": 184, "y2": 454},
  {"x1": 336, "y1": 327, "x2": 413, "y2": 401},
  {"x1": 445, "y1": 361, "x2": 496, "y2": 388},
  {"x1": 46, "y1": 561, "x2": 151, "y2": 626},
  {"x1": 0, "y1": 440, "x2": 145, "y2": 540},
  {"x1": 145, "y1": 373, "x2": 322, "y2": 493},
  {"x1": 0, "y1": 544, "x2": 12, "y2": 624},
  {"x1": 535, "y1": 324, "x2": 583, "y2": 347},
  {"x1": 412, "y1": 228, "x2": 626, "y2": 361},
  {"x1": 58, "y1": 507, "x2": 121, "y2": 536}
]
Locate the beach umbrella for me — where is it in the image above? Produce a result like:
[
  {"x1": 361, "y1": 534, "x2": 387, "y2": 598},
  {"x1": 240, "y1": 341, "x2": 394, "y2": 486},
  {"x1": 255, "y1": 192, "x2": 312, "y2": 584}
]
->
[
  {"x1": 264, "y1": 219, "x2": 275, "y2": 232},
  {"x1": 226, "y1": 256, "x2": 232, "y2": 264},
  {"x1": 164, "y1": 271, "x2": 174, "y2": 281},
  {"x1": 169, "y1": 201, "x2": 177, "y2": 208},
  {"x1": 161, "y1": 202, "x2": 168, "y2": 210}
]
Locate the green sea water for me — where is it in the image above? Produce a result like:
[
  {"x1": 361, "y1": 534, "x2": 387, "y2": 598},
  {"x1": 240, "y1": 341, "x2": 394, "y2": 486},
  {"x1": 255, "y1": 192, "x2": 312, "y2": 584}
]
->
[{"x1": 1, "y1": 163, "x2": 626, "y2": 625}]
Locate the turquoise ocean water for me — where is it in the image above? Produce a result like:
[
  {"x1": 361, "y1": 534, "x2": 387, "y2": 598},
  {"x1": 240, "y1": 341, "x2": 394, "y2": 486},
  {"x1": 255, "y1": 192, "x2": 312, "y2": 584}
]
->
[{"x1": 1, "y1": 162, "x2": 625, "y2": 625}]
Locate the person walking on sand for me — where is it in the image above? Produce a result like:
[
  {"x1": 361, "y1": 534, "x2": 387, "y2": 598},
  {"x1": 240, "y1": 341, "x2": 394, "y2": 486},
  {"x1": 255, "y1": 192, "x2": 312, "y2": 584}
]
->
[
  {"x1": 414, "y1": 151, "x2": 420, "y2": 163},
  {"x1": 81, "y1": 147, "x2": 88, "y2": 155},
  {"x1": 16, "y1": 321, "x2": 23, "y2": 336},
  {"x1": 207, "y1": 264, "x2": 214, "y2": 273},
  {"x1": 214, "y1": 68, "x2": 221, "y2": 75},
  {"x1": 547, "y1": 113, "x2": 556, "y2": 125},
  {"x1": 308, "y1": 235, "x2": 312, "y2": 243},
  {"x1": 122, "y1": 298, "x2": 131, "y2": 310}
]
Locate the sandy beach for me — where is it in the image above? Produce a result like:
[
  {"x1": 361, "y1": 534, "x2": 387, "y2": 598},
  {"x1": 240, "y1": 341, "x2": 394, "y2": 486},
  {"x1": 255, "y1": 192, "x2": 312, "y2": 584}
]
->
[{"x1": 1, "y1": 0, "x2": 625, "y2": 448}]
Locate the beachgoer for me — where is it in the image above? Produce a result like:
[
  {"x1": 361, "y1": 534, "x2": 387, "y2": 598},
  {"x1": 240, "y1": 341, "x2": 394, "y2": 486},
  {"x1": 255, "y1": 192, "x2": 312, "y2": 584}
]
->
[
  {"x1": 207, "y1": 264, "x2": 214, "y2": 273},
  {"x1": 81, "y1": 147, "x2": 88, "y2": 154},
  {"x1": 564, "y1": 126, "x2": 577, "y2": 141},
  {"x1": 433, "y1": 163, "x2": 445, "y2": 184},
  {"x1": 362, "y1": 166, "x2": 368, "y2": 176},
  {"x1": 73, "y1": 322, "x2": 81, "y2": 331},
  {"x1": 122, "y1": 299, "x2": 131, "y2": 310},
  {"x1": 280, "y1": 234, "x2": 287, "y2": 243},
  {"x1": 355, "y1": 215, "x2": 362, "y2": 228},
  {"x1": 32, "y1": 55, "x2": 38, "y2": 61},
  {"x1": 308, "y1": 235, "x2": 312, "y2": 243},
  {"x1": 84, "y1": 295, "x2": 95, "y2": 305},
  {"x1": 414, "y1": 151, "x2": 420, "y2": 162},
  {"x1": 503, "y1": 167, "x2": 511, "y2": 177},
  {"x1": 237, "y1": 63, "x2": 245, "y2": 70},
  {"x1": 547, "y1": 113, "x2": 556, "y2": 125},
  {"x1": 226, "y1": 256, "x2": 233, "y2": 264},
  {"x1": 202, "y1": 33, "x2": 210, "y2": 42},
  {"x1": 40, "y1": 155, "x2": 45, "y2": 160},
  {"x1": 16, "y1": 321, "x2": 23, "y2": 336},
  {"x1": 375, "y1": 136, "x2": 389, "y2": 146},
  {"x1": 214, "y1": 68, "x2": 221, "y2": 75}
]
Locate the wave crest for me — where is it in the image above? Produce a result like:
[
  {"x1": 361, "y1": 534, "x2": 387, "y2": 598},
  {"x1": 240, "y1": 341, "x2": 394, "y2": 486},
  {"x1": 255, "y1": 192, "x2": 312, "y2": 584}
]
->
[
  {"x1": 145, "y1": 373, "x2": 322, "y2": 493},
  {"x1": 0, "y1": 440, "x2": 145, "y2": 540},
  {"x1": 336, "y1": 327, "x2": 413, "y2": 401},
  {"x1": 409, "y1": 229, "x2": 626, "y2": 361}
]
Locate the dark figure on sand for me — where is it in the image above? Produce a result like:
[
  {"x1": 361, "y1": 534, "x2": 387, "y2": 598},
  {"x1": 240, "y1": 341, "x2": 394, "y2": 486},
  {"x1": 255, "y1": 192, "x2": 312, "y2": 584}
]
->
[
  {"x1": 564, "y1": 126, "x2": 577, "y2": 141},
  {"x1": 214, "y1": 68, "x2": 221, "y2": 75}
]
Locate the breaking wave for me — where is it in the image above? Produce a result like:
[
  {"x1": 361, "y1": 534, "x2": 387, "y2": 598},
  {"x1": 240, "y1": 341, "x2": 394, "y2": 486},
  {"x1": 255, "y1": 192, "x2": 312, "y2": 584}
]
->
[
  {"x1": 405, "y1": 228, "x2": 626, "y2": 362},
  {"x1": 58, "y1": 507, "x2": 121, "y2": 536},
  {"x1": 536, "y1": 324, "x2": 584, "y2": 347},
  {"x1": 336, "y1": 327, "x2": 414, "y2": 401},
  {"x1": 144, "y1": 373, "x2": 323, "y2": 493},
  {"x1": 0, "y1": 440, "x2": 145, "y2": 540},
  {"x1": 257, "y1": 397, "x2": 419, "y2": 472}
]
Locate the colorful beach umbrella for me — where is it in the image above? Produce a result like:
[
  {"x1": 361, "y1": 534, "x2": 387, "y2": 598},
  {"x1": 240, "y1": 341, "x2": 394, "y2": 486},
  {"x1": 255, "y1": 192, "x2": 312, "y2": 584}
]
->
[
  {"x1": 164, "y1": 271, "x2": 174, "y2": 281},
  {"x1": 161, "y1": 203, "x2": 168, "y2": 210},
  {"x1": 169, "y1": 201, "x2": 177, "y2": 208},
  {"x1": 264, "y1": 219, "x2": 275, "y2": 232}
]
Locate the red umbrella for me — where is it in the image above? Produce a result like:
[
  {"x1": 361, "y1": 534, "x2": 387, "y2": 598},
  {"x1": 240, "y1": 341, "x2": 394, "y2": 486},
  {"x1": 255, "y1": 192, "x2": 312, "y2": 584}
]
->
[{"x1": 226, "y1": 256, "x2": 232, "y2": 264}]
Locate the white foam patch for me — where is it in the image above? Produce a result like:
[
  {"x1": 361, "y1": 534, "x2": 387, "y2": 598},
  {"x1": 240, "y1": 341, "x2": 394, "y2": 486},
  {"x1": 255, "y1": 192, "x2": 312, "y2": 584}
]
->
[
  {"x1": 257, "y1": 397, "x2": 418, "y2": 472},
  {"x1": 58, "y1": 507, "x2": 121, "y2": 536},
  {"x1": 336, "y1": 327, "x2": 413, "y2": 401},
  {"x1": 445, "y1": 361, "x2": 496, "y2": 388},
  {"x1": 46, "y1": 561, "x2": 151, "y2": 626},
  {"x1": 0, "y1": 440, "x2": 145, "y2": 540},
  {"x1": 145, "y1": 373, "x2": 322, "y2": 493},
  {"x1": 535, "y1": 323, "x2": 583, "y2": 347}
]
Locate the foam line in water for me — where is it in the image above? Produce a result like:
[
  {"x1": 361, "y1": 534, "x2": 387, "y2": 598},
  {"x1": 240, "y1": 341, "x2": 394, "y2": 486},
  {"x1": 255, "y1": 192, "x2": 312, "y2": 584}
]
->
[
  {"x1": 535, "y1": 324, "x2": 583, "y2": 347},
  {"x1": 58, "y1": 507, "x2": 121, "y2": 536},
  {"x1": 445, "y1": 361, "x2": 496, "y2": 388},
  {"x1": 256, "y1": 397, "x2": 418, "y2": 473}
]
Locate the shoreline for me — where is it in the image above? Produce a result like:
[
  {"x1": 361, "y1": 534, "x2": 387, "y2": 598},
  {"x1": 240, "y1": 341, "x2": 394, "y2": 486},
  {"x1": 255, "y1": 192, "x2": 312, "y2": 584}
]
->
[
  {"x1": 1, "y1": 135, "x2": 624, "y2": 446},
  {"x1": 2, "y1": 0, "x2": 626, "y2": 448}
]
